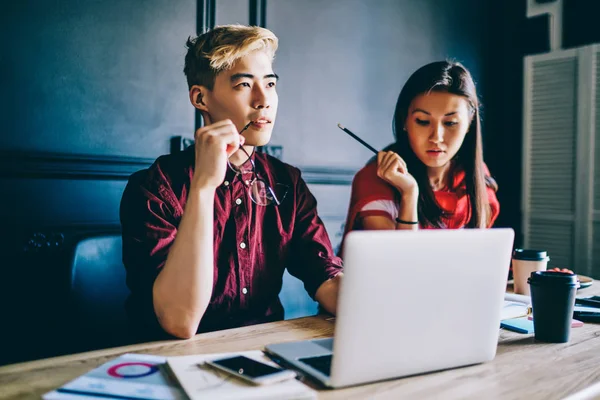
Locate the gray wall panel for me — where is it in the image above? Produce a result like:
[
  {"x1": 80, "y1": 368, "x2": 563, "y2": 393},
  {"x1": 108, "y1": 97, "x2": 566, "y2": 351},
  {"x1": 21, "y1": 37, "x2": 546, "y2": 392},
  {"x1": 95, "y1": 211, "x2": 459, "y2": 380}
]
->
[{"x1": 267, "y1": 0, "x2": 490, "y2": 170}]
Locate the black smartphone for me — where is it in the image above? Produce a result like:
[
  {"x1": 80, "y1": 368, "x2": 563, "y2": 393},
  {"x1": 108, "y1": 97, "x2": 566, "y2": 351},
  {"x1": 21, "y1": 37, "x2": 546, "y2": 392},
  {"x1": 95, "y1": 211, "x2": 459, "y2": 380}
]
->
[
  {"x1": 205, "y1": 355, "x2": 297, "y2": 385},
  {"x1": 573, "y1": 311, "x2": 600, "y2": 323}
]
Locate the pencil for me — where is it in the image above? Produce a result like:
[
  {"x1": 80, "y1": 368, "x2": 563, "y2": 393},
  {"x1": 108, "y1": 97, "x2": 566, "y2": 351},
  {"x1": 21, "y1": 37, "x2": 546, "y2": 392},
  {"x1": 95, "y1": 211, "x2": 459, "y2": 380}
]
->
[
  {"x1": 337, "y1": 123, "x2": 379, "y2": 154},
  {"x1": 240, "y1": 121, "x2": 252, "y2": 134}
]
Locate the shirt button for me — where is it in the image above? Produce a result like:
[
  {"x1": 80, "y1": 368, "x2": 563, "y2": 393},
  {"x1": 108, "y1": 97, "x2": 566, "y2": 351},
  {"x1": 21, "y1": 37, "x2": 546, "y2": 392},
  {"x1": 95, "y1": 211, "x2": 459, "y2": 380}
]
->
[
  {"x1": 235, "y1": 198, "x2": 242, "y2": 205},
  {"x1": 224, "y1": 181, "x2": 230, "y2": 186},
  {"x1": 242, "y1": 287, "x2": 248, "y2": 294},
  {"x1": 240, "y1": 242, "x2": 246, "y2": 249}
]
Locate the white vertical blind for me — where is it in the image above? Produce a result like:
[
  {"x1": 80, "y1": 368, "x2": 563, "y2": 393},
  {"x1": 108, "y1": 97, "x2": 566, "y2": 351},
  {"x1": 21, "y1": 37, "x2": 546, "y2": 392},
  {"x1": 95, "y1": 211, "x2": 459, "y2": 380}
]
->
[
  {"x1": 524, "y1": 45, "x2": 600, "y2": 277},
  {"x1": 593, "y1": 50, "x2": 600, "y2": 276},
  {"x1": 524, "y1": 54, "x2": 578, "y2": 269}
]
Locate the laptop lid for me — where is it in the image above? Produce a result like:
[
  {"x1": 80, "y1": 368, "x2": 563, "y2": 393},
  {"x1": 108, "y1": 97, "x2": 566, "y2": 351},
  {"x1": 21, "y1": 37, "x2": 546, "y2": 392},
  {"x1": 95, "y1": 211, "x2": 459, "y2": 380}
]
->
[{"x1": 330, "y1": 228, "x2": 514, "y2": 388}]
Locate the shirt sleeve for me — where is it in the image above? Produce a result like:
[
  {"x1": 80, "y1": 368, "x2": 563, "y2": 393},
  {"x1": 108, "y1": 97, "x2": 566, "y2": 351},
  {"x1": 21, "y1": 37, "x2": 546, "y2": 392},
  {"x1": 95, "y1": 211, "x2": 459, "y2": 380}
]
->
[
  {"x1": 120, "y1": 162, "x2": 183, "y2": 337},
  {"x1": 361, "y1": 199, "x2": 399, "y2": 220},
  {"x1": 344, "y1": 161, "x2": 399, "y2": 232},
  {"x1": 286, "y1": 171, "x2": 343, "y2": 299}
]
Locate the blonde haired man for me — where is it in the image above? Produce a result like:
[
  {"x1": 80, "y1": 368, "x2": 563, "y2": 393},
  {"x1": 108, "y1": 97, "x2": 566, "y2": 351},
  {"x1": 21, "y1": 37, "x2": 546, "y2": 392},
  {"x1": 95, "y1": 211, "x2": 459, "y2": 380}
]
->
[{"x1": 120, "y1": 25, "x2": 343, "y2": 339}]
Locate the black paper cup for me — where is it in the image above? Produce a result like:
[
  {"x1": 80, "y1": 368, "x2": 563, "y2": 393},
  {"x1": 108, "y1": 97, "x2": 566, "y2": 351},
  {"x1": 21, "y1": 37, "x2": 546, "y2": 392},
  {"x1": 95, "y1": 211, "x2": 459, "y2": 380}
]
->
[{"x1": 528, "y1": 271, "x2": 578, "y2": 343}]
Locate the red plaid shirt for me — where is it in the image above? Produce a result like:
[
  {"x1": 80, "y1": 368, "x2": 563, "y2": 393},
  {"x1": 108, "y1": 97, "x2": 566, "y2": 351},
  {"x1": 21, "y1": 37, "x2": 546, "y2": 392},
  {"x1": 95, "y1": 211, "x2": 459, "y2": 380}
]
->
[{"x1": 120, "y1": 147, "x2": 343, "y2": 336}]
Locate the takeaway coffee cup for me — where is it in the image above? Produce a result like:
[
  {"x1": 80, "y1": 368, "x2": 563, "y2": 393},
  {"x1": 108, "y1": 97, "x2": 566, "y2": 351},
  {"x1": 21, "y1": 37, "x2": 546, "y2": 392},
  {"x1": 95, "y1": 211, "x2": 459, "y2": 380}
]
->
[
  {"x1": 528, "y1": 271, "x2": 578, "y2": 343},
  {"x1": 512, "y1": 249, "x2": 549, "y2": 295}
]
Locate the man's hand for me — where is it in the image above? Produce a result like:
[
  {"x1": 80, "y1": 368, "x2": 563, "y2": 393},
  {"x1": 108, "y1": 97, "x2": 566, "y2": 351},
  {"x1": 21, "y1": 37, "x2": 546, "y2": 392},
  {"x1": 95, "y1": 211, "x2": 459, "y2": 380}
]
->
[
  {"x1": 191, "y1": 119, "x2": 244, "y2": 191},
  {"x1": 153, "y1": 120, "x2": 244, "y2": 339},
  {"x1": 315, "y1": 273, "x2": 344, "y2": 315}
]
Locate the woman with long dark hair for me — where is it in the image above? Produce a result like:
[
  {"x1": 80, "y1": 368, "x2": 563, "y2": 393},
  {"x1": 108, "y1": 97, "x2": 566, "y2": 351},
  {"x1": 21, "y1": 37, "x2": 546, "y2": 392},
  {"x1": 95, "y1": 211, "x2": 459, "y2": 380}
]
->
[{"x1": 343, "y1": 61, "x2": 499, "y2": 238}]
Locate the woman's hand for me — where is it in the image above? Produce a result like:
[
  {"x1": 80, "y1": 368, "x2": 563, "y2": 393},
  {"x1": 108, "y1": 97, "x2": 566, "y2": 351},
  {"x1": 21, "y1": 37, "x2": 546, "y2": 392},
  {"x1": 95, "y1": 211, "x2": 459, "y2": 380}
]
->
[{"x1": 376, "y1": 151, "x2": 418, "y2": 197}]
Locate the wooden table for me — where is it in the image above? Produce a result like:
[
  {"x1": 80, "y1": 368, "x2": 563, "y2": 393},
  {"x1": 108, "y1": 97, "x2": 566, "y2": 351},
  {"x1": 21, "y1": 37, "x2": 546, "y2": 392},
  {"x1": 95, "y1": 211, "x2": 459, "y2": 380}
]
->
[{"x1": 2, "y1": 285, "x2": 600, "y2": 400}]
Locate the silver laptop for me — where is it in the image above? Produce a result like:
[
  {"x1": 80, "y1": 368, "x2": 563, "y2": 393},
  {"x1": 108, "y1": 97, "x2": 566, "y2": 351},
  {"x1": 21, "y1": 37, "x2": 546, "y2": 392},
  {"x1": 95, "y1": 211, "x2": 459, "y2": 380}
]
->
[{"x1": 265, "y1": 228, "x2": 515, "y2": 388}]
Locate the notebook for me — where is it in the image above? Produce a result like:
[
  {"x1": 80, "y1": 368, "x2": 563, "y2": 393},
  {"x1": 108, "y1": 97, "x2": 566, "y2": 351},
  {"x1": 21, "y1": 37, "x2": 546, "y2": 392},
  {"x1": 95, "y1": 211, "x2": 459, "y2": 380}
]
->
[{"x1": 501, "y1": 293, "x2": 531, "y2": 320}]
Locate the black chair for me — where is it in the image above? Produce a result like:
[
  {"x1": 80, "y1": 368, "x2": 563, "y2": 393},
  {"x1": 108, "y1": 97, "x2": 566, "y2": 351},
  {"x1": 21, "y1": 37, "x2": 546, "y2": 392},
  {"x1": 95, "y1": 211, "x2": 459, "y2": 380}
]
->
[{"x1": 69, "y1": 234, "x2": 132, "y2": 351}]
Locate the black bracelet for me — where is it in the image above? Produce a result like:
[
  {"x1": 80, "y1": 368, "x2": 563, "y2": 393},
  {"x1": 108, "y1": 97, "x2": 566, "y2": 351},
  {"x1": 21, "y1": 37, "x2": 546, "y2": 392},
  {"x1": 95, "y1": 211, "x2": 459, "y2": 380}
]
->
[{"x1": 395, "y1": 218, "x2": 419, "y2": 225}]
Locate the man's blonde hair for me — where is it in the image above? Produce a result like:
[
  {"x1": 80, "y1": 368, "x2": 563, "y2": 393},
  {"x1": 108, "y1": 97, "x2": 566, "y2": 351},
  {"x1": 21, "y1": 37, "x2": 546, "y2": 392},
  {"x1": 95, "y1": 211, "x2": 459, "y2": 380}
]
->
[{"x1": 184, "y1": 25, "x2": 278, "y2": 90}]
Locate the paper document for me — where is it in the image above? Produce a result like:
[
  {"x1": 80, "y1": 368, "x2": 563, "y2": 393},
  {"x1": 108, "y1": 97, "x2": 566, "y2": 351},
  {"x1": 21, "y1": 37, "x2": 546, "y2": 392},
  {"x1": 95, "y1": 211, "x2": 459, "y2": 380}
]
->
[
  {"x1": 502, "y1": 293, "x2": 531, "y2": 320},
  {"x1": 502, "y1": 301, "x2": 530, "y2": 320},
  {"x1": 166, "y1": 350, "x2": 316, "y2": 400},
  {"x1": 504, "y1": 293, "x2": 530, "y2": 304}
]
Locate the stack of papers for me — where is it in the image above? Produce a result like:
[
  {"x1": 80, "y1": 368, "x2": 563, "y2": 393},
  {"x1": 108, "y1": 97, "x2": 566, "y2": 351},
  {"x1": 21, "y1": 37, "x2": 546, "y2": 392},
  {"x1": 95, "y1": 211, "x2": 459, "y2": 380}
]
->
[
  {"x1": 166, "y1": 350, "x2": 316, "y2": 400},
  {"x1": 43, "y1": 351, "x2": 316, "y2": 400},
  {"x1": 502, "y1": 293, "x2": 531, "y2": 321},
  {"x1": 502, "y1": 301, "x2": 530, "y2": 320}
]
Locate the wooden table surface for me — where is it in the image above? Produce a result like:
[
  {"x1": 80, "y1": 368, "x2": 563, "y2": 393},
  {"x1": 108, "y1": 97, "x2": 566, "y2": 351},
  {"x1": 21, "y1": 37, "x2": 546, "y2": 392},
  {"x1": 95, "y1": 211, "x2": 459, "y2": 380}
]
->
[{"x1": 1, "y1": 284, "x2": 600, "y2": 400}]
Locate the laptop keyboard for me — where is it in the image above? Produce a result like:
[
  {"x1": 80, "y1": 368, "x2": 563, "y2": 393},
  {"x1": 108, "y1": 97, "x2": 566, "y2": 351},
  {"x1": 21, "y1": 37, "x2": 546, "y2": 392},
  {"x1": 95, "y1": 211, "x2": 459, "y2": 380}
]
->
[{"x1": 298, "y1": 354, "x2": 332, "y2": 376}]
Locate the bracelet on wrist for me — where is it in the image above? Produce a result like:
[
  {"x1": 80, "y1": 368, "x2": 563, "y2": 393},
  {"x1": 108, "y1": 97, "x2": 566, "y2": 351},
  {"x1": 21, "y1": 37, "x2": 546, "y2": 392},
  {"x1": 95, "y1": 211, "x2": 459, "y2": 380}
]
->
[{"x1": 395, "y1": 218, "x2": 419, "y2": 225}]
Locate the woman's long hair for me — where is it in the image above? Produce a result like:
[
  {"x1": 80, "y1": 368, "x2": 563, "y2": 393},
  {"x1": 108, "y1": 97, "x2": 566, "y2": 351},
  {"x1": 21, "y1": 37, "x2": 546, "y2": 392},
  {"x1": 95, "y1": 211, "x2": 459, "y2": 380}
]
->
[{"x1": 386, "y1": 61, "x2": 497, "y2": 228}]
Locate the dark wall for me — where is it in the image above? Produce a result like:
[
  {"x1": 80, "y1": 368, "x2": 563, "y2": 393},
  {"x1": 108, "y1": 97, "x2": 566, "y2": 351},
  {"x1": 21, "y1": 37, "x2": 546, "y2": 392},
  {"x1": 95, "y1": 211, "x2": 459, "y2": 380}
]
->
[
  {"x1": 0, "y1": 0, "x2": 196, "y2": 266},
  {"x1": 563, "y1": 0, "x2": 600, "y2": 49},
  {"x1": 0, "y1": 0, "x2": 195, "y2": 157},
  {"x1": 0, "y1": 0, "x2": 196, "y2": 365},
  {"x1": 482, "y1": 1, "x2": 526, "y2": 243},
  {"x1": 216, "y1": 0, "x2": 249, "y2": 25}
]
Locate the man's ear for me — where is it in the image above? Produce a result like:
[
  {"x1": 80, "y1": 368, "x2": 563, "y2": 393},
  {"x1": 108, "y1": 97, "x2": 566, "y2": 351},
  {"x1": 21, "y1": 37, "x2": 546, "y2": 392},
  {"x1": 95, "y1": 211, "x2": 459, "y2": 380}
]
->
[{"x1": 189, "y1": 85, "x2": 209, "y2": 113}]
